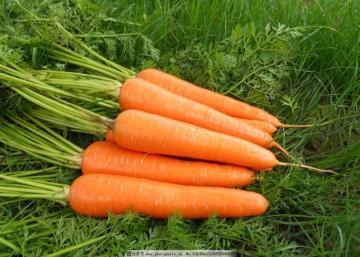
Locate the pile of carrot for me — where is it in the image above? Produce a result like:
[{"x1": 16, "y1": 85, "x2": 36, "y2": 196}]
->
[{"x1": 0, "y1": 60, "x2": 333, "y2": 220}]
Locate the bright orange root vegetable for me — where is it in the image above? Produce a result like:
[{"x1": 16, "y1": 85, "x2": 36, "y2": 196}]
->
[
  {"x1": 82, "y1": 141, "x2": 255, "y2": 187},
  {"x1": 106, "y1": 129, "x2": 273, "y2": 171},
  {"x1": 69, "y1": 173, "x2": 269, "y2": 218},
  {"x1": 137, "y1": 68, "x2": 326, "y2": 129},
  {"x1": 119, "y1": 78, "x2": 288, "y2": 156},
  {"x1": 114, "y1": 110, "x2": 278, "y2": 169},
  {"x1": 106, "y1": 129, "x2": 272, "y2": 172},
  {"x1": 113, "y1": 110, "x2": 334, "y2": 174},
  {"x1": 137, "y1": 68, "x2": 280, "y2": 125}
]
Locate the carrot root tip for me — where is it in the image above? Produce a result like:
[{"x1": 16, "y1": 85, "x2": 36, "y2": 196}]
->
[
  {"x1": 273, "y1": 143, "x2": 293, "y2": 159},
  {"x1": 278, "y1": 162, "x2": 336, "y2": 174},
  {"x1": 280, "y1": 123, "x2": 313, "y2": 128}
]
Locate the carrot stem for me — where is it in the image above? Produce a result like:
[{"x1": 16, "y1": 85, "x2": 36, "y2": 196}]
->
[
  {"x1": 32, "y1": 70, "x2": 120, "y2": 100},
  {"x1": 0, "y1": 115, "x2": 83, "y2": 168},
  {"x1": 5, "y1": 83, "x2": 112, "y2": 134},
  {"x1": 0, "y1": 174, "x2": 69, "y2": 205},
  {"x1": 55, "y1": 21, "x2": 135, "y2": 76},
  {"x1": 25, "y1": 114, "x2": 82, "y2": 152},
  {"x1": 280, "y1": 124, "x2": 315, "y2": 128},
  {"x1": 30, "y1": 108, "x2": 107, "y2": 136},
  {"x1": 0, "y1": 67, "x2": 115, "y2": 108},
  {"x1": 278, "y1": 162, "x2": 336, "y2": 174},
  {"x1": 34, "y1": 70, "x2": 118, "y2": 82},
  {"x1": 50, "y1": 49, "x2": 122, "y2": 79},
  {"x1": 43, "y1": 22, "x2": 135, "y2": 80},
  {"x1": 0, "y1": 237, "x2": 21, "y2": 254},
  {"x1": 45, "y1": 235, "x2": 107, "y2": 257}
]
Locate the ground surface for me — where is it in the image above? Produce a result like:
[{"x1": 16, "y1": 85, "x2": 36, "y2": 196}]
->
[{"x1": 0, "y1": 0, "x2": 359, "y2": 256}]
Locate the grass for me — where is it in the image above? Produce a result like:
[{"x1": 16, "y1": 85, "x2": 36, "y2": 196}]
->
[{"x1": 0, "y1": 0, "x2": 359, "y2": 256}]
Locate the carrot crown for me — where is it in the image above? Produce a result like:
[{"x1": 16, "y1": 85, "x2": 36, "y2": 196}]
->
[{"x1": 0, "y1": 114, "x2": 83, "y2": 169}]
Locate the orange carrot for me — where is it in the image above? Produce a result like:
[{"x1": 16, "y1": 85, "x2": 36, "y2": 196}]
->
[
  {"x1": 82, "y1": 141, "x2": 255, "y2": 187},
  {"x1": 105, "y1": 129, "x2": 273, "y2": 172},
  {"x1": 137, "y1": 68, "x2": 281, "y2": 125},
  {"x1": 105, "y1": 129, "x2": 114, "y2": 141},
  {"x1": 113, "y1": 110, "x2": 333, "y2": 173},
  {"x1": 113, "y1": 110, "x2": 276, "y2": 169},
  {"x1": 119, "y1": 78, "x2": 287, "y2": 155},
  {"x1": 137, "y1": 69, "x2": 327, "y2": 129},
  {"x1": 109, "y1": 115, "x2": 277, "y2": 138},
  {"x1": 69, "y1": 173, "x2": 269, "y2": 218},
  {"x1": 105, "y1": 129, "x2": 269, "y2": 172}
]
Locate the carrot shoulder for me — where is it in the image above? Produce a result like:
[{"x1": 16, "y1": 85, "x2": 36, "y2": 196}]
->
[
  {"x1": 82, "y1": 141, "x2": 255, "y2": 187},
  {"x1": 69, "y1": 173, "x2": 269, "y2": 218},
  {"x1": 137, "y1": 68, "x2": 281, "y2": 126}
]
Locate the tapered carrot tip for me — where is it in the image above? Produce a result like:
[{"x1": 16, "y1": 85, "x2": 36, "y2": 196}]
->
[
  {"x1": 249, "y1": 173, "x2": 258, "y2": 182},
  {"x1": 279, "y1": 120, "x2": 334, "y2": 128},
  {"x1": 256, "y1": 194, "x2": 269, "y2": 214},
  {"x1": 272, "y1": 142, "x2": 293, "y2": 159},
  {"x1": 280, "y1": 123, "x2": 314, "y2": 128},
  {"x1": 278, "y1": 162, "x2": 337, "y2": 174}
]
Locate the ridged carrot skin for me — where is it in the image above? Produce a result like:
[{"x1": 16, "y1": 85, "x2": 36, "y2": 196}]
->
[
  {"x1": 237, "y1": 119, "x2": 277, "y2": 135},
  {"x1": 113, "y1": 110, "x2": 279, "y2": 169},
  {"x1": 119, "y1": 78, "x2": 278, "y2": 149},
  {"x1": 137, "y1": 68, "x2": 281, "y2": 126},
  {"x1": 82, "y1": 141, "x2": 255, "y2": 187},
  {"x1": 68, "y1": 173, "x2": 269, "y2": 218}
]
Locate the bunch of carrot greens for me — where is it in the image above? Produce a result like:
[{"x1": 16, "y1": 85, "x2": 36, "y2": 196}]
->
[{"x1": 0, "y1": 25, "x2": 335, "y2": 221}]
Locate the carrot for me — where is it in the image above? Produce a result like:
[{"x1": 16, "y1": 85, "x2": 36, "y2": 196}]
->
[
  {"x1": 119, "y1": 78, "x2": 288, "y2": 155},
  {"x1": 105, "y1": 129, "x2": 114, "y2": 141},
  {"x1": 106, "y1": 129, "x2": 268, "y2": 172},
  {"x1": 113, "y1": 110, "x2": 334, "y2": 173},
  {"x1": 137, "y1": 69, "x2": 322, "y2": 128},
  {"x1": 137, "y1": 68, "x2": 280, "y2": 125},
  {"x1": 236, "y1": 119, "x2": 277, "y2": 135},
  {"x1": 0, "y1": 173, "x2": 268, "y2": 219},
  {"x1": 0, "y1": 116, "x2": 256, "y2": 187},
  {"x1": 83, "y1": 141, "x2": 255, "y2": 187},
  {"x1": 69, "y1": 173, "x2": 268, "y2": 218}
]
